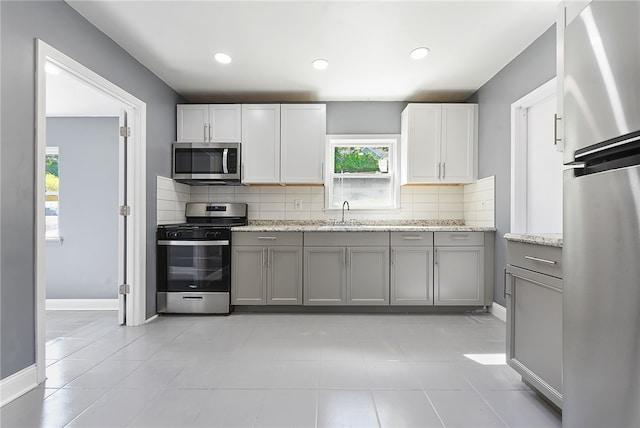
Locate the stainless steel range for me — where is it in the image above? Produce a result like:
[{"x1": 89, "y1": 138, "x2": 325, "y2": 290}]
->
[{"x1": 157, "y1": 203, "x2": 248, "y2": 314}]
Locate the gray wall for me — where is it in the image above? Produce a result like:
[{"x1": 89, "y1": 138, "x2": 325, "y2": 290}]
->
[
  {"x1": 326, "y1": 102, "x2": 408, "y2": 134},
  {"x1": 46, "y1": 117, "x2": 119, "y2": 299},
  {"x1": 0, "y1": 0, "x2": 183, "y2": 380},
  {"x1": 467, "y1": 25, "x2": 557, "y2": 306}
]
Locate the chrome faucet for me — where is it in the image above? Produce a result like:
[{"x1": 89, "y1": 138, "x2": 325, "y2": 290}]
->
[{"x1": 341, "y1": 200, "x2": 350, "y2": 224}]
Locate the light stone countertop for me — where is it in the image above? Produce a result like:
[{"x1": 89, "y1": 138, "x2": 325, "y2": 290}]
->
[
  {"x1": 232, "y1": 220, "x2": 496, "y2": 233},
  {"x1": 504, "y1": 233, "x2": 563, "y2": 248}
]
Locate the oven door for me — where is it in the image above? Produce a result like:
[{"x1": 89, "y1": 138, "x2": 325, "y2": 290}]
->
[
  {"x1": 157, "y1": 239, "x2": 231, "y2": 292},
  {"x1": 172, "y1": 143, "x2": 240, "y2": 181}
]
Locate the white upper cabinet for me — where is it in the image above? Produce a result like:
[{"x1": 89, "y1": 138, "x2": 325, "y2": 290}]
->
[
  {"x1": 176, "y1": 104, "x2": 241, "y2": 142},
  {"x1": 440, "y1": 104, "x2": 477, "y2": 183},
  {"x1": 241, "y1": 104, "x2": 281, "y2": 183},
  {"x1": 401, "y1": 103, "x2": 477, "y2": 184},
  {"x1": 280, "y1": 104, "x2": 326, "y2": 184},
  {"x1": 241, "y1": 103, "x2": 326, "y2": 184}
]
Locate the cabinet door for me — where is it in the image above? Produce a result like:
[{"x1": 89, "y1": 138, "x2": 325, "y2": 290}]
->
[
  {"x1": 401, "y1": 104, "x2": 441, "y2": 184},
  {"x1": 231, "y1": 246, "x2": 266, "y2": 305},
  {"x1": 506, "y1": 266, "x2": 563, "y2": 407},
  {"x1": 177, "y1": 104, "x2": 209, "y2": 142},
  {"x1": 440, "y1": 104, "x2": 476, "y2": 184},
  {"x1": 241, "y1": 104, "x2": 281, "y2": 183},
  {"x1": 391, "y1": 247, "x2": 433, "y2": 305},
  {"x1": 280, "y1": 104, "x2": 326, "y2": 184},
  {"x1": 347, "y1": 247, "x2": 389, "y2": 305},
  {"x1": 303, "y1": 247, "x2": 346, "y2": 305},
  {"x1": 210, "y1": 105, "x2": 241, "y2": 142},
  {"x1": 268, "y1": 246, "x2": 303, "y2": 305},
  {"x1": 434, "y1": 246, "x2": 484, "y2": 305}
]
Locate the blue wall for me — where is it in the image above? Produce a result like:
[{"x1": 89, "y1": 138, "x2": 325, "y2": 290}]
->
[
  {"x1": 0, "y1": 0, "x2": 183, "y2": 380},
  {"x1": 467, "y1": 25, "x2": 557, "y2": 305}
]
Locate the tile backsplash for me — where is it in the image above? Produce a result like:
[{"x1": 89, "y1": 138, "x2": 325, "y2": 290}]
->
[
  {"x1": 463, "y1": 176, "x2": 495, "y2": 227},
  {"x1": 156, "y1": 176, "x2": 189, "y2": 224},
  {"x1": 156, "y1": 176, "x2": 495, "y2": 227}
]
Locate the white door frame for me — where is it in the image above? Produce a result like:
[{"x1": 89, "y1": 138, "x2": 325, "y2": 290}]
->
[
  {"x1": 35, "y1": 40, "x2": 147, "y2": 384},
  {"x1": 510, "y1": 77, "x2": 557, "y2": 233}
]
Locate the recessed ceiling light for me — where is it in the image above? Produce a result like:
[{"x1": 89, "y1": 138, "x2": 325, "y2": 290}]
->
[
  {"x1": 312, "y1": 59, "x2": 328, "y2": 70},
  {"x1": 214, "y1": 52, "x2": 232, "y2": 65},
  {"x1": 45, "y1": 62, "x2": 60, "y2": 75},
  {"x1": 410, "y1": 47, "x2": 430, "y2": 60}
]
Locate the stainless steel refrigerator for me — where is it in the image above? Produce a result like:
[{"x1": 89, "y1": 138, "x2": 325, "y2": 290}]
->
[{"x1": 563, "y1": 1, "x2": 640, "y2": 426}]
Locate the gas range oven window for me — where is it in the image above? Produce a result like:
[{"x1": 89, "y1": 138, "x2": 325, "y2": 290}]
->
[{"x1": 157, "y1": 241, "x2": 230, "y2": 292}]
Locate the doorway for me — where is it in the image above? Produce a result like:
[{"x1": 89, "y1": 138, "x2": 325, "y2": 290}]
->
[
  {"x1": 510, "y1": 78, "x2": 564, "y2": 234},
  {"x1": 35, "y1": 40, "x2": 147, "y2": 384}
]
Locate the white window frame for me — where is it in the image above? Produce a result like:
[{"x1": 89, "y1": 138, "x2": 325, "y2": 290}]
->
[{"x1": 325, "y1": 134, "x2": 400, "y2": 211}]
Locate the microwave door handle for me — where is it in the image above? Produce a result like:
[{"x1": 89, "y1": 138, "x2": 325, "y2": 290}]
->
[{"x1": 222, "y1": 148, "x2": 229, "y2": 174}]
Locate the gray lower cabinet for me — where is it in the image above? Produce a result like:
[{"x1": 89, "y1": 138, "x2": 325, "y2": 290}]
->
[
  {"x1": 391, "y1": 232, "x2": 434, "y2": 305},
  {"x1": 434, "y1": 232, "x2": 486, "y2": 306},
  {"x1": 303, "y1": 232, "x2": 389, "y2": 306},
  {"x1": 303, "y1": 246, "x2": 346, "y2": 305},
  {"x1": 232, "y1": 232, "x2": 303, "y2": 305},
  {"x1": 506, "y1": 240, "x2": 562, "y2": 409}
]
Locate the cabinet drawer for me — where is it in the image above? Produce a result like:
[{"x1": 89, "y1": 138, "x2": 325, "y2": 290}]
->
[
  {"x1": 232, "y1": 231, "x2": 303, "y2": 246},
  {"x1": 507, "y1": 241, "x2": 562, "y2": 279},
  {"x1": 304, "y1": 232, "x2": 389, "y2": 247},
  {"x1": 434, "y1": 231, "x2": 484, "y2": 246},
  {"x1": 391, "y1": 232, "x2": 434, "y2": 246}
]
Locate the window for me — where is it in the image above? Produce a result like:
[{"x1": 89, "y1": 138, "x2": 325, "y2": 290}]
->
[
  {"x1": 45, "y1": 147, "x2": 60, "y2": 239},
  {"x1": 325, "y1": 135, "x2": 399, "y2": 210}
]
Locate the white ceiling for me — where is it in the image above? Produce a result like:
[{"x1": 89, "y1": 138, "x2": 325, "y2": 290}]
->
[{"x1": 64, "y1": 0, "x2": 559, "y2": 103}]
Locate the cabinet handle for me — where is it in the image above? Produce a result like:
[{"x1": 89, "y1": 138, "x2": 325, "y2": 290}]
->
[
  {"x1": 504, "y1": 268, "x2": 510, "y2": 299},
  {"x1": 203, "y1": 124, "x2": 207, "y2": 142},
  {"x1": 402, "y1": 235, "x2": 423, "y2": 240},
  {"x1": 268, "y1": 248, "x2": 272, "y2": 267},
  {"x1": 321, "y1": 162, "x2": 324, "y2": 181},
  {"x1": 442, "y1": 162, "x2": 446, "y2": 180},
  {"x1": 257, "y1": 236, "x2": 277, "y2": 240},
  {"x1": 209, "y1": 124, "x2": 213, "y2": 142},
  {"x1": 437, "y1": 162, "x2": 441, "y2": 179},
  {"x1": 262, "y1": 248, "x2": 267, "y2": 268},
  {"x1": 450, "y1": 234, "x2": 469, "y2": 240},
  {"x1": 524, "y1": 255, "x2": 556, "y2": 265},
  {"x1": 434, "y1": 249, "x2": 439, "y2": 265},
  {"x1": 343, "y1": 250, "x2": 347, "y2": 267}
]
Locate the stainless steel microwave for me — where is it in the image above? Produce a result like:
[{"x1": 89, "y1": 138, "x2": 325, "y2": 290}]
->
[{"x1": 172, "y1": 142, "x2": 241, "y2": 184}]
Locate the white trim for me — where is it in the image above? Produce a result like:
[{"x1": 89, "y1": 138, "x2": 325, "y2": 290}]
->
[
  {"x1": 490, "y1": 302, "x2": 507, "y2": 322},
  {"x1": 510, "y1": 78, "x2": 557, "y2": 233},
  {"x1": 36, "y1": 40, "x2": 147, "y2": 386},
  {"x1": 45, "y1": 299, "x2": 119, "y2": 311},
  {"x1": 145, "y1": 314, "x2": 160, "y2": 324},
  {"x1": 0, "y1": 365, "x2": 38, "y2": 408}
]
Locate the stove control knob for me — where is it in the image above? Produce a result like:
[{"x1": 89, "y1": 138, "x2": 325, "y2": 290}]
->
[
  {"x1": 168, "y1": 231, "x2": 181, "y2": 239},
  {"x1": 205, "y1": 231, "x2": 220, "y2": 239}
]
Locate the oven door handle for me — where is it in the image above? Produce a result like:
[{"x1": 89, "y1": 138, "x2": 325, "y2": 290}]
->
[{"x1": 158, "y1": 240, "x2": 229, "y2": 246}]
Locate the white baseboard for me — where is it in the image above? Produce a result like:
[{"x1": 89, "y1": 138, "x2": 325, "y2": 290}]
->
[
  {"x1": 490, "y1": 302, "x2": 506, "y2": 322},
  {"x1": 46, "y1": 299, "x2": 118, "y2": 311},
  {"x1": 145, "y1": 314, "x2": 159, "y2": 324},
  {"x1": 0, "y1": 365, "x2": 38, "y2": 408}
]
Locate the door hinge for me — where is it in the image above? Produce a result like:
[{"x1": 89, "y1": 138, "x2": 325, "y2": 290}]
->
[
  {"x1": 119, "y1": 284, "x2": 130, "y2": 295},
  {"x1": 119, "y1": 205, "x2": 131, "y2": 216},
  {"x1": 119, "y1": 126, "x2": 131, "y2": 137}
]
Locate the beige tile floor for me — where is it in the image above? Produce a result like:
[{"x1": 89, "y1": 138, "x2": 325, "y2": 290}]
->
[{"x1": 0, "y1": 311, "x2": 561, "y2": 428}]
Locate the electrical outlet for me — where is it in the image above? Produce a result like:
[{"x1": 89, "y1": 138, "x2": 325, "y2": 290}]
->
[{"x1": 294, "y1": 199, "x2": 302, "y2": 210}]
